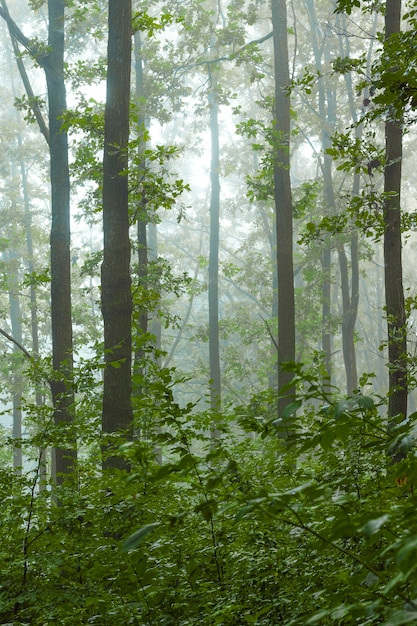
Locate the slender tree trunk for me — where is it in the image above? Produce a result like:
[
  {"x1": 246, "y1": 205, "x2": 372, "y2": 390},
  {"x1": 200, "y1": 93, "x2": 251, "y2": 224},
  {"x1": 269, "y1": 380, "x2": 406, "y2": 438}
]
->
[
  {"x1": 18, "y1": 135, "x2": 47, "y2": 485},
  {"x1": 336, "y1": 13, "x2": 378, "y2": 396},
  {"x1": 208, "y1": 69, "x2": 221, "y2": 416},
  {"x1": 1, "y1": 0, "x2": 76, "y2": 483},
  {"x1": 133, "y1": 30, "x2": 149, "y2": 376},
  {"x1": 148, "y1": 222, "x2": 162, "y2": 356},
  {"x1": 259, "y1": 205, "x2": 278, "y2": 388},
  {"x1": 45, "y1": 0, "x2": 76, "y2": 483},
  {"x1": 5, "y1": 248, "x2": 23, "y2": 474},
  {"x1": 337, "y1": 234, "x2": 359, "y2": 395},
  {"x1": 101, "y1": 0, "x2": 133, "y2": 470},
  {"x1": 321, "y1": 249, "x2": 332, "y2": 381},
  {"x1": 384, "y1": 0, "x2": 407, "y2": 422},
  {"x1": 305, "y1": 0, "x2": 336, "y2": 384},
  {"x1": 272, "y1": 0, "x2": 295, "y2": 418},
  {"x1": 6, "y1": 14, "x2": 49, "y2": 482}
]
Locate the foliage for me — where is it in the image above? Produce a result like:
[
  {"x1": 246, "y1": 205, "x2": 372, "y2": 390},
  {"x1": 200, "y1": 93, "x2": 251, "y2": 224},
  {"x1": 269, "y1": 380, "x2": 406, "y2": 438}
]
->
[
  {"x1": 3, "y1": 0, "x2": 417, "y2": 624},
  {"x1": 2, "y1": 360, "x2": 417, "y2": 624}
]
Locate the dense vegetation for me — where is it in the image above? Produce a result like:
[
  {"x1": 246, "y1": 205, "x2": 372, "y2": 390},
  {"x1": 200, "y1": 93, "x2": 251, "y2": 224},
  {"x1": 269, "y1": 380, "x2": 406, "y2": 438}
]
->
[{"x1": 1, "y1": 0, "x2": 417, "y2": 624}]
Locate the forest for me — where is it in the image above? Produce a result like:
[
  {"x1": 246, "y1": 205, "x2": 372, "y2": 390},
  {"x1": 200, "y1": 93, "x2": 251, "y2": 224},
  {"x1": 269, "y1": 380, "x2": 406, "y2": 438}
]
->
[{"x1": 1, "y1": 0, "x2": 417, "y2": 623}]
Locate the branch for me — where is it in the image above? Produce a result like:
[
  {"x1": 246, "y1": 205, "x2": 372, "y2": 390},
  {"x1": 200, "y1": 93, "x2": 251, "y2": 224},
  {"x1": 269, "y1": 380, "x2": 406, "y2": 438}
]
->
[
  {"x1": 175, "y1": 31, "x2": 273, "y2": 71},
  {"x1": 0, "y1": 328, "x2": 53, "y2": 393},
  {"x1": 0, "y1": 328, "x2": 32, "y2": 360},
  {"x1": 9, "y1": 35, "x2": 50, "y2": 145},
  {"x1": 0, "y1": 0, "x2": 50, "y2": 144},
  {"x1": 0, "y1": 2, "x2": 35, "y2": 55},
  {"x1": 260, "y1": 315, "x2": 278, "y2": 351}
]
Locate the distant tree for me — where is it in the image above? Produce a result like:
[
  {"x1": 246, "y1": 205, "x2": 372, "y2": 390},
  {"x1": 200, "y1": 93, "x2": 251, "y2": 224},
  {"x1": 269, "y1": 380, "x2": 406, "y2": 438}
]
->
[
  {"x1": 207, "y1": 62, "x2": 221, "y2": 421},
  {"x1": 101, "y1": 0, "x2": 133, "y2": 470}
]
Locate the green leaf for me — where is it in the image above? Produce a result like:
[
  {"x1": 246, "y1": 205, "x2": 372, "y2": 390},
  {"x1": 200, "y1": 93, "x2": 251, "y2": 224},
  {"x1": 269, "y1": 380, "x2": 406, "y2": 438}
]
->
[
  {"x1": 396, "y1": 536, "x2": 417, "y2": 576},
  {"x1": 357, "y1": 394, "x2": 375, "y2": 410},
  {"x1": 123, "y1": 522, "x2": 161, "y2": 551},
  {"x1": 360, "y1": 514, "x2": 390, "y2": 537},
  {"x1": 382, "y1": 611, "x2": 417, "y2": 625},
  {"x1": 194, "y1": 498, "x2": 218, "y2": 521},
  {"x1": 282, "y1": 399, "x2": 302, "y2": 418}
]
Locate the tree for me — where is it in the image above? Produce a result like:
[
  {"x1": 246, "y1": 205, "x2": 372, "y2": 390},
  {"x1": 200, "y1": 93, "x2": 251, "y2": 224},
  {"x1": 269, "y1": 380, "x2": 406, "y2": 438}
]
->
[
  {"x1": 46, "y1": 0, "x2": 76, "y2": 482},
  {"x1": 208, "y1": 64, "x2": 222, "y2": 419},
  {"x1": 383, "y1": 0, "x2": 407, "y2": 422},
  {"x1": 272, "y1": 0, "x2": 296, "y2": 417},
  {"x1": 0, "y1": 0, "x2": 76, "y2": 483},
  {"x1": 101, "y1": 0, "x2": 133, "y2": 470}
]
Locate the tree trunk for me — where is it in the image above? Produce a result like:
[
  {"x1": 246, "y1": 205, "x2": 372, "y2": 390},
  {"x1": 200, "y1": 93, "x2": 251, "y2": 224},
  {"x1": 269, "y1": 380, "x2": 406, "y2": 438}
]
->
[
  {"x1": 45, "y1": 0, "x2": 76, "y2": 483},
  {"x1": 5, "y1": 248, "x2": 23, "y2": 474},
  {"x1": 272, "y1": 0, "x2": 296, "y2": 418},
  {"x1": 148, "y1": 222, "x2": 162, "y2": 356},
  {"x1": 305, "y1": 0, "x2": 336, "y2": 384},
  {"x1": 208, "y1": 69, "x2": 221, "y2": 417},
  {"x1": 101, "y1": 0, "x2": 133, "y2": 470},
  {"x1": 259, "y1": 205, "x2": 278, "y2": 389},
  {"x1": 337, "y1": 233, "x2": 359, "y2": 395},
  {"x1": 133, "y1": 30, "x2": 149, "y2": 377},
  {"x1": 384, "y1": 0, "x2": 407, "y2": 423},
  {"x1": 18, "y1": 134, "x2": 47, "y2": 485}
]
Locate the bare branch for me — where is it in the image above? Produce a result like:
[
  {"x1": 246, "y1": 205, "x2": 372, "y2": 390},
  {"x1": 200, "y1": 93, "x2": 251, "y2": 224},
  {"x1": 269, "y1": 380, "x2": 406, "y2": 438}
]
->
[
  {"x1": 260, "y1": 315, "x2": 278, "y2": 351},
  {"x1": 0, "y1": 328, "x2": 32, "y2": 360}
]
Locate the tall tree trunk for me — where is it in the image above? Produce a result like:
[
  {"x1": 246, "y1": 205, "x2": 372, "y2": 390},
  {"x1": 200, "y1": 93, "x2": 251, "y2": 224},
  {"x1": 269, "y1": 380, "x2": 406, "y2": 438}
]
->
[
  {"x1": 336, "y1": 12, "x2": 378, "y2": 396},
  {"x1": 208, "y1": 68, "x2": 221, "y2": 416},
  {"x1": 133, "y1": 30, "x2": 149, "y2": 382},
  {"x1": 101, "y1": 0, "x2": 133, "y2": 470},
  {"x1": 45, "y1": 0, "x2": 76, "y2": 483},
  {"x1": 5, "y1": 248, "x2": 23, "y2": 474},
  {"x1": 5, "y1": 9, "x2": 50, "y2": 483},
  {"x1": 272, "y1": 0, "x2": 296, "y2": 418},
  {"x1": 148, "y1": 222, "x2": 162, "y2": 357},
  {"x1": 18, "y1": 134, "x2": 47, "y2": 485},
  {"x1": 259, "y1": 205, "x2": 278, "y2": 389},
  {"x1": 384, "y1": 0, "x2": 407, "y2": 422},
  {"x1": 0, "y1": 0, "x2": 77, "y2": 484},
  {"x1": 321, "y1": 249, "x2": 332, "y2": 381},
  {"x1": 305, "y1": 0, "x2": 336, "y2": 384}
]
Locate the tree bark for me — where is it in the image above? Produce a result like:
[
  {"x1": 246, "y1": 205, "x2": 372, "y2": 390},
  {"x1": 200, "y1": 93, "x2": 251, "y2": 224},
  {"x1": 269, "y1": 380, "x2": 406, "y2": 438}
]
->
[
  {"x1": 384, "y1": 0, "x2": 407, "y2": 422},
  {"x1": 272, "y1": 0, "x2": 296, "y2": 418},
  {"x1": 45, "y1": 0, "x2": 76, "y2": 483},
  {"x1": 101, "y1": 0, "x2": 133, "y2": 470}
]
